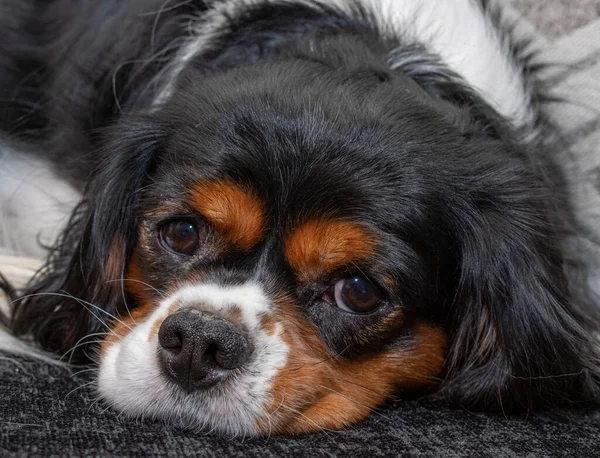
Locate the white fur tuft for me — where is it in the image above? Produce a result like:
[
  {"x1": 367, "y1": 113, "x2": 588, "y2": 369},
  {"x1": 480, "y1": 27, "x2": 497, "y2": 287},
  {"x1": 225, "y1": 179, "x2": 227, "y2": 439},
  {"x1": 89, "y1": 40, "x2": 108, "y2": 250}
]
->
[
  {"x1": 0, "y1": 143, "x2": 80, "y2": 258},
  {"x1": 154, "y1": 0, "x2": 533, "y2": 127},
  {"x1": 0, "y1": 253, "x2": 65, "y2": 365}
]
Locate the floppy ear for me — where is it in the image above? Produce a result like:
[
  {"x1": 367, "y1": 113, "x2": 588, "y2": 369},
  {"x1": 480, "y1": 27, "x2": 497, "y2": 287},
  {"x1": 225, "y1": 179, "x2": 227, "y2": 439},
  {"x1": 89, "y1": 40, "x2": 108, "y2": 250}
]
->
[
  {"x1": 439, "y1": 160, "x2": 600, "y2": 410},
  {"x1": 11, "y1": 119, "x2": 164, "y2": 361}
]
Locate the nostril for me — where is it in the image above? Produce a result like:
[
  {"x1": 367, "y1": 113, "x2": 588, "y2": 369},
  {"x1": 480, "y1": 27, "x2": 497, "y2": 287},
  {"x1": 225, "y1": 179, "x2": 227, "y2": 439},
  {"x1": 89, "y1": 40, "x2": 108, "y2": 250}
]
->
[
  {"x1": 202, "y1": 342, "x2": 219, "y2": 364},
  {"x1": 212, "y1": 336, "x2": 252, "y2": 370},
  {"x1": 159, "y1": 329, "x2": 183, "y2": 352},
  {"x1": 200, "y1": 339, "x2": 251, "y2": 371}
]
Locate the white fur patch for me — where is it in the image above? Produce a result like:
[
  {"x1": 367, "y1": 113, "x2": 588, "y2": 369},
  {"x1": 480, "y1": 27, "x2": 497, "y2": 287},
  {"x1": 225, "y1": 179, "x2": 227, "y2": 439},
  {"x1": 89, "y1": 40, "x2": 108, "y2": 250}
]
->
[
  {"x1": 97, "y1": 282, "x2": 288, "y2": 436},
  {"x1": 166, "y1": 283, "x2": 272, "y2": 328},
  {"x1": 0, "y1": 146, "x2": 79, "y2": 362},
  {"x1": 0, "y1": 329, "x2": 65, "y2": 365},
  {"x1": 370, "y1": 0, "x2": 533, "y2": 127},
  {"x1": 0, "y1": 253, "x2": 66, "y2": 364},
  {"x1": 0, "y1": 143, "x2": 80, "y2": 258},
  {"x1": 154, "y1": 0, "x2": 532, "y2": 127}
]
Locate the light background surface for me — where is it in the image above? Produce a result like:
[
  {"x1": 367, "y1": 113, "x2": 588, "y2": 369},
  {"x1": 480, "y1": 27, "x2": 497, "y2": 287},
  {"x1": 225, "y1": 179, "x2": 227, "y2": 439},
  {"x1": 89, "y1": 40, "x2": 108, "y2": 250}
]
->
[{"x1": 511, "y1": 0, "x2": 600, "y2": 38}]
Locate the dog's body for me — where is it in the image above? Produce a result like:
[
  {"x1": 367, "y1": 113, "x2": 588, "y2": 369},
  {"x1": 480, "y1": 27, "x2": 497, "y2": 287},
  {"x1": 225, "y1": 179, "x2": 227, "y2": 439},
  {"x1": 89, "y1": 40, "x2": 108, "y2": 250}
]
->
[{"x1": 1, "y1": 0, "x2": 600, "y2": 436}]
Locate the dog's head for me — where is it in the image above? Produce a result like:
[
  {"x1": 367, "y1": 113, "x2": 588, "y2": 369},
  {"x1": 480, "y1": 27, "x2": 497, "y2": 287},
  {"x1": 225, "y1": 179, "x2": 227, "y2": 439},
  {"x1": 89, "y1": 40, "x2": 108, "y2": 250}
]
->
[{"x1": 12, "y1": 38, "x2": 600, "y2": 435}]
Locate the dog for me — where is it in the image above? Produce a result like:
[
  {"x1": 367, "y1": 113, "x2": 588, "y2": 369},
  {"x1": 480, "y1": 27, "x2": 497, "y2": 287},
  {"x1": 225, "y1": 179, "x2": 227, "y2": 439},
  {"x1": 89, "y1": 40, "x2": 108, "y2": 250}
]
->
[{"x1": 1, "y1": 0, "x2": 599, "y2": 436}]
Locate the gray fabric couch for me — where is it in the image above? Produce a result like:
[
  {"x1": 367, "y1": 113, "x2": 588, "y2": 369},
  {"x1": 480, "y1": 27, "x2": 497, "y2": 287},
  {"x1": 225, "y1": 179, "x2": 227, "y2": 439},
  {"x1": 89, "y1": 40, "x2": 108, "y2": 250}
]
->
[{"x1": 2, "y1": 2, "x2": 600, "y2": 456}]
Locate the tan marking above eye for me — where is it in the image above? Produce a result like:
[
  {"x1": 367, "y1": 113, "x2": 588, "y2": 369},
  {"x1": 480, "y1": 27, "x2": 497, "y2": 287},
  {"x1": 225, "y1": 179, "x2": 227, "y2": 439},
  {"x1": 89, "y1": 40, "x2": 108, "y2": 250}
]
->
[
  {"x1": 189, "y1": 179, "x2": 266, "y2": 251},
  {"x1": 101, "y1": 298, "x2": 157, "y2": 356},
  {"x1": 284, "y1": 219, "x2": 379, "y2": 283}
]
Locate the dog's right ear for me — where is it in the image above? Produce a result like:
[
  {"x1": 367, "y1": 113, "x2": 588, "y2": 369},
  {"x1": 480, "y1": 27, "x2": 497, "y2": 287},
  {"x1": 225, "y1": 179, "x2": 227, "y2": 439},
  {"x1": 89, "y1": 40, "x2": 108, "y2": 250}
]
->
[
  {"x1": 11, "y1": 118, "x2": 165, "y2": 361},
  {"x1": 436, "y1": 152, "x2": 600, "y2": 410}
]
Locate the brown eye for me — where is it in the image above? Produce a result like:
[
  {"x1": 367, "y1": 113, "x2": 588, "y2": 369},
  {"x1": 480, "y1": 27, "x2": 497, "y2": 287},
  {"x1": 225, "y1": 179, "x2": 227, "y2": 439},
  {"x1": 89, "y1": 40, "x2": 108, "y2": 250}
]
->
[
  {"x1": 333, "y1": 277, "x2": 382, "y2": 314},
  {"x1": 159, "y1": 220, "x2": 200, "y2": 255}
]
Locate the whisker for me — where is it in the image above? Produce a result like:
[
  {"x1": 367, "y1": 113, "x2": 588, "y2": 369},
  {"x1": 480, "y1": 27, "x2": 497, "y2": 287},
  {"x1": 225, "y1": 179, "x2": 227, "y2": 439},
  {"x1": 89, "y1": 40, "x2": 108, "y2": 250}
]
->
[
  {"x1": 263, "y1": 392, "x2": 286, "y2": 439},
  {"x1": 149, "y1": 0, "x2": 193, "y2": 53},
  {"x1": 64, "y1": 380, "x2": 96, "y2": 399},
  {"x1": 0, "y1": 356, "x2": 35, "y2": 377},
  {"x1": 121, "y1": 281, "x2": 136, "y2": 326},
  {"x1": 61, "y1": 331, "x2": 113, "y2": 363},
  {"x1": 11, "y1": 292, "x2": 118, "y2": 332},
  {"x1": 278, "y1": 404, "x2": 340, "y2": 442},
  {"x1": 59, "y1": 290, "x2": 134, "y2": 331},
  {"x1": 87, "y1": 396, "x2": 105, "y2": 413},
  {"x1": 316, "y1": 384, "x2": 393, "y2": 421},
  {"x1": 270, "y1": 393, "x2": 286, "y2": 417},
  {"x1": 70, "y1": 367, "x2": 100, "y2": 378},
  {"x1": 61, "y1": 291, "x2": 134, "y2": 332},
  {"x1": 106, "y1": 278, "x2": 167, "y2": 298},
  {"x1": 278, "y1": 344, "x2": 352, "y2": 375},
  {"x1": 63, "y1": 339, "x2": 112, "y2": 360},
  {"x1": 326, "y1": 375, "x2": 393, "y2": 399},
  {"x1": 138, "y1": 0, "x2": 193, "y2": 17},
  {"x1": 99, "y1": 403, "x2": 115, "y2": 416},
  {"x1": 349, "y1": 262, "x2": 371, "y2": 285}
]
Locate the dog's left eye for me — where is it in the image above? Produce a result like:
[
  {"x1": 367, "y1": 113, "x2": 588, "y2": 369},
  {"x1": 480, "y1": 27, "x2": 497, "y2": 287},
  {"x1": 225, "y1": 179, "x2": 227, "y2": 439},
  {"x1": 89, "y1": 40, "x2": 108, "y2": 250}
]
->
[
  {"x1": 159, "y1": 220, "x2": 200, "y2": 255},
  {"x1": 331, "y1": 277, "x2": 382, "y2": 314}
]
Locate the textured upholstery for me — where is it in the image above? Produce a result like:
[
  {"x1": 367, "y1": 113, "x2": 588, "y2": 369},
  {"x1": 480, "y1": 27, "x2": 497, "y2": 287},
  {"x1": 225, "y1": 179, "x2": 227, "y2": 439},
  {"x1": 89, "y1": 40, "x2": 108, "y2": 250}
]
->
[{"x1": 2, "y1": 3, "x2": 600, "y2": 456}]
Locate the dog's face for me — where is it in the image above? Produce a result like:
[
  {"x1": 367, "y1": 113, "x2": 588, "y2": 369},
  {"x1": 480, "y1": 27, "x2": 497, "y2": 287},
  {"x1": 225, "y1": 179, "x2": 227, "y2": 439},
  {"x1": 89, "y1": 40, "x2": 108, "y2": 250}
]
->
[
  {"x1": 13, "y1": 46, "x2": 598, "y2": 435},
  {"x1": 98, "y1": 62, "x2": 454, "y2": 434}
]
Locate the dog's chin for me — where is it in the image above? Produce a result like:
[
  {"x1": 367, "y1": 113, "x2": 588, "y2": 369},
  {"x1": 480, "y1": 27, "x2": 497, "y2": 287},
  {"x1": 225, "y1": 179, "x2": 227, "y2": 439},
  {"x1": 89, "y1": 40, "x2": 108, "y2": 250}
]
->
[{"x1": 98, "y1": 343, "x2": 267, "y2": 436}]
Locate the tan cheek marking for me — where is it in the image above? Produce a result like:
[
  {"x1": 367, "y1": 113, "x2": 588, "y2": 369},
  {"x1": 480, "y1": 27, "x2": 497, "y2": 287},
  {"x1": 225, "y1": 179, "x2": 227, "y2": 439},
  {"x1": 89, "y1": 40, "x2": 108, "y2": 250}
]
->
[
  {"x1": 339, "y1": 322, "x2": 447, "y2": 391},
  {"x1": 123, "y1": 251, "x2": 153, "y2": 304},
  {"x1": 371, "y1": 308, "x2": 404, "y2": 335},
  {"x1": 226, "y1": 307, "x2": 244, "y2": 329},
  {"x1": 260, "y1": 303, "x2": 446, "y2": 434},
  {"x1": 189, "y1": 179, "x2": 266, "y2": 251},
  {"x1": 147, "y1": 317, "x2": 166, "y2": 343},
  {"x1": 283, "y1": 394, "x2": 371, "y2": 434},
  {"x1": 101, "y1": 250, "x2": 158, "y2": 355},
  {"x1": 104, "y1": 236, "x2": 125, "y2": 281},
  {"x1": 167, "y1": 302, "x2": 179, "y2": 315},
  {"x1": 259, "y1": 313, "x2": 279, "y2": 336},
  {"x1": 258, "y1": 307, "x2": 330, "y2": 435},
  {"x1": 284, "y1": 323, "x2": 447, "y2": 434},
  {"x1": 101, "y1": 302, "x2": 158, "y2": 356},
  {"x1": 284, "y1": 219, "x2": 378, "y2": 283}
]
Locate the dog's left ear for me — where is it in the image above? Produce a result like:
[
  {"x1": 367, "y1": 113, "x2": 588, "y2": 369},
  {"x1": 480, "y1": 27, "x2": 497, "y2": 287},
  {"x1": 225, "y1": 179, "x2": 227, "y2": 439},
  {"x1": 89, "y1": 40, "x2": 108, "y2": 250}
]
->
[
  {"x1": 11, "y1": 118, "x2": 165, "y2": 361},
  {"x1": 438, "y1": 158, "x2": 600, "y2": 410}
]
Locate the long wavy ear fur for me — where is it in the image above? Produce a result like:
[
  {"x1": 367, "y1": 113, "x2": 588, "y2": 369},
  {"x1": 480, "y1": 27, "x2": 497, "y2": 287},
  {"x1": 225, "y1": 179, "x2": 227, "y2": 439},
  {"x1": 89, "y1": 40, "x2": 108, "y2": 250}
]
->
[
  {"x1": 438, "y1": 150, "x2": 600, "y2": 410},
  {"x1": 10, "y1": 119, "x2": 163, "y2": 362}
]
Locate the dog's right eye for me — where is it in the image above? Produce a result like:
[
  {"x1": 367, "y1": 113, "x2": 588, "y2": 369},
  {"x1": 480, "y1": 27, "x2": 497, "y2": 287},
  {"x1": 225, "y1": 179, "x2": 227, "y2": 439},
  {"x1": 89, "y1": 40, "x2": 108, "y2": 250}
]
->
[
  {"x1": 322, "y1": 276, "x2": 383, "y2": 314},
  {"x1": 159, "y1": 220, "x2": 200, "y2": 256}
]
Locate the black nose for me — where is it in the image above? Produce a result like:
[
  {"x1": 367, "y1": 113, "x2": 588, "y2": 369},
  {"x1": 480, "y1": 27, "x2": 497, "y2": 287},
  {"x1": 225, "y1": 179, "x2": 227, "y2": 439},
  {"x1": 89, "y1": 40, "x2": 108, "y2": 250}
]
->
[{"x1": 158, "y1": 308, "x2": 252, "y2": 391}]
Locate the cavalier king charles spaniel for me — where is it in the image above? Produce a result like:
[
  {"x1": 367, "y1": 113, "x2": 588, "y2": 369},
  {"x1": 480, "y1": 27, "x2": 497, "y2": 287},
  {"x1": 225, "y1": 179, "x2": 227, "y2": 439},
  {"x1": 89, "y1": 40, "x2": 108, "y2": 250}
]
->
[{"x1": 1, "y1": 0, "x2": 599, "y2": 436}]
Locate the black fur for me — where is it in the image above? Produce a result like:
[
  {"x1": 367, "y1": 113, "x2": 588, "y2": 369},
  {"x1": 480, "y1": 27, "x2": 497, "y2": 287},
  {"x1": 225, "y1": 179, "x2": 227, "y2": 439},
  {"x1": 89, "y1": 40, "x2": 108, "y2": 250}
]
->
[{"x1": 1, "y1": 0, "x2": 599, "y2": 415}]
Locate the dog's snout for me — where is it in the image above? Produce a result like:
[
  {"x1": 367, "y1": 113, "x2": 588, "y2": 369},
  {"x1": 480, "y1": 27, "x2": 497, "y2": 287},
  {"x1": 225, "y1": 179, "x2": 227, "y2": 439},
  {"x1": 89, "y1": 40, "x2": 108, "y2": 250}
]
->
[{"x1": 158, "y1": 308, "x2": 252, "y2": 391}]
